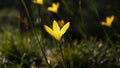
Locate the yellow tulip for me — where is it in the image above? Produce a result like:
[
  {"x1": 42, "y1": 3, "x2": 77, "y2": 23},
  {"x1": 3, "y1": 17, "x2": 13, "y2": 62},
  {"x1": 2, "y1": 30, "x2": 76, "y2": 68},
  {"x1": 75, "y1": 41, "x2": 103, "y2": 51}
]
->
[
  {"x1": 101, "y1": 15, "x2": 115, "y2": 27},
  {"x1": 47, "y1": 2, "x2": 59, "y2": 13},
  {"x1": 32, "y1": 0, "x2": 43, "y2": 5},
  {"x1": 44, "y1": 20, "x2": 70, "y2": 41}
]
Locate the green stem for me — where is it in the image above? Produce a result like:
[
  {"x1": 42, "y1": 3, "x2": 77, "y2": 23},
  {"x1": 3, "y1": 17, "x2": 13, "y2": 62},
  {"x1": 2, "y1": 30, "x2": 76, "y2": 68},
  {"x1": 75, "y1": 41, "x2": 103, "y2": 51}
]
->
[
  {"x1": 21, "y1": 0, "x2": 50, "y2": 68},
  {"x1": 58, "y1": 42, "x2": 67, "y2": 68},
  {"x1": 102, "y1": 27, "x2": 111, "y2": 42}
]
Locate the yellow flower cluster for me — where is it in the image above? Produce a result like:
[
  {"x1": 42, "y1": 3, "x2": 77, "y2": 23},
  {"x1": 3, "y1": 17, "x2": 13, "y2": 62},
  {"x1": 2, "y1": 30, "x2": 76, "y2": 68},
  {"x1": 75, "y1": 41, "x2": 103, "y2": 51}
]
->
[
  {"x1": 32, "y1": 0, "x2": 115, "y2": 41},
  {"x1": 32, "y1": 1, "x2": 69, "y2": 41}
]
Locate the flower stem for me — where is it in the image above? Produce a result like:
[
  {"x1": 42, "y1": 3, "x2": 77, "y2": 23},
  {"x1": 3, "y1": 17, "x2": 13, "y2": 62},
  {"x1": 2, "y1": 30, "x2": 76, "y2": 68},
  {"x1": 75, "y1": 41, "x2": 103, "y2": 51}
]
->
[
  {"x1": 58, "y1": 42, "x2": 67, "y2": 68},
  {"x1": 21, "y1": 0, "x2": 50, "y2": 68}
]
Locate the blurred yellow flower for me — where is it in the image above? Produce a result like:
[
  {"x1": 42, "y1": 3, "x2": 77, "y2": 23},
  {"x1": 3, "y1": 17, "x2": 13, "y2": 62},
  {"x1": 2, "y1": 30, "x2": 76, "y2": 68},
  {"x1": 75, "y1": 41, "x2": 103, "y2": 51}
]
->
[
  {"x1": 44, "y1": 20, "x2": 70, "y2": 41},
  {"x1": 32, "y1": 0, "x2": 43, "y2": 5},
  {"x1": 58, "y1": 20, "x2": 65, "y2": 28},
  {"x1": 47, "y1": 2, "x2": 59, "y2": 13},
  {"x1": 101, "y1": 15, "x2": 115, "y2": 27}
]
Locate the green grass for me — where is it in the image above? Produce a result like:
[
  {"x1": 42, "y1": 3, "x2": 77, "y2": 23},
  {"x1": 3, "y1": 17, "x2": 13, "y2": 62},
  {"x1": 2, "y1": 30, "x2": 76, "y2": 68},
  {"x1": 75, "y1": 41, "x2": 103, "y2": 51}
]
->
[{"x1": 0, "y1": 26, "x2": 119, "y2": 68}]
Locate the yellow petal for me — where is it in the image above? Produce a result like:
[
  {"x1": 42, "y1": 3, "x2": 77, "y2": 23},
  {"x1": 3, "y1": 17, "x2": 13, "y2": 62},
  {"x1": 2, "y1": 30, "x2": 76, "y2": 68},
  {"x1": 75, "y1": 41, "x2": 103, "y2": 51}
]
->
[
  {"x1": 110, "y1": 15, "x2": 114, "y2": 23},
  {"x1": 101, "y1": 21, "x2": 111, "y2": 27},
  {"x1": 111, "y1": 15, "x2": 114, "y2": 20},
  {"x1": 47, "y1": 7, "x2": 53, "y2": 11},
  {"x1": 44, "y1": 25, "x2": 61, "y2": 41},
  {"x1": 53, "y1": 20, "x2": 60, "y2": 32},
  {"x1": 106, "y1": 15, "x2": 114, "y2": 23},
  {"x1": 60, "y1": 22, "x2": 70, "y2": 35},
  {"x1": 53, "y1": 2, "x2": 59, "y2": 8},
  {"x1": 44, "y1": 25, "x2": 55, "y2": 37},
  {"x1": 101, "y1": 21, "x2": 106, "y2": 26},
  {"x1": 106, "y1": 15, "x2": 114, "y2": 26},
  {"x1": 106, "y1": 17, "x2": 111, "y2": 25}
]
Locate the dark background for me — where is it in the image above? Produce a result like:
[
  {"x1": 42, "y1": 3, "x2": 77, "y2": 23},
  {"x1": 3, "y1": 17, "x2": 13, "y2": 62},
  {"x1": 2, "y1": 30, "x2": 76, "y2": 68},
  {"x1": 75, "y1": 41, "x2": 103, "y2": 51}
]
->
[{"x1": 0, "y1": 0, "x2": 120, "y2": 40}]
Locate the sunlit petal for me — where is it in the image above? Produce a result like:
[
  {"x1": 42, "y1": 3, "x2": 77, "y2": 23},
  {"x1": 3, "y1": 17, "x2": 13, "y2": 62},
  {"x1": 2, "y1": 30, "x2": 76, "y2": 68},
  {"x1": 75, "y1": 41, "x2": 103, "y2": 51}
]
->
[
  {"x1": 53, "y1": 20, "x2": 60, "y2": 32},
  {"x1": 60, "y1": 22, "x2": 70, "y2": 35},
  {"x1": 106, "y1": 17, "x2": 110, "y2": 23},
  {"x1": 44, "y1": 25, "x2": 56, "y2": 38},
  {"x1": 109, "y1": 15, "x2": 114, "y2": 23}
]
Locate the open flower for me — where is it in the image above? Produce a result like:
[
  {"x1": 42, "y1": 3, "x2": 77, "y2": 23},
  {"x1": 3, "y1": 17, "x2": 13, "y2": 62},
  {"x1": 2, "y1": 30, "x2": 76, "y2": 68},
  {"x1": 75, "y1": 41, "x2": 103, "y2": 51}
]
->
[
  {"x1": 101, "y1": 15, "x2": 115, "y2": 27},
  {"x1": 44, "y1": 20, "x2": 70, "y2": 41},
  {"x1": 32, "y1": 0, "x2": 43, "y2": 5},
  {"x1": 47, "y1": 2, "x2": 59, "y2": 13}
]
